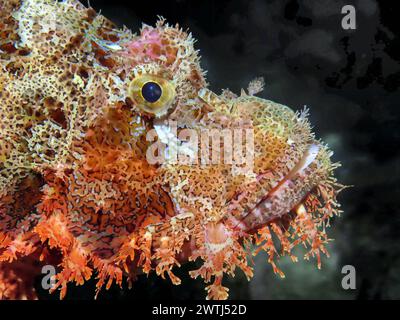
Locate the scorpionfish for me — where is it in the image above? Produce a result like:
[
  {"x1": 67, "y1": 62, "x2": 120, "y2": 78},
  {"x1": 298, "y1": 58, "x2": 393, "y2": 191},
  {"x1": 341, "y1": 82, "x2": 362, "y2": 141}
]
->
[{"x1": 0, "y1": 0, "x2": 345, "y2": 299}]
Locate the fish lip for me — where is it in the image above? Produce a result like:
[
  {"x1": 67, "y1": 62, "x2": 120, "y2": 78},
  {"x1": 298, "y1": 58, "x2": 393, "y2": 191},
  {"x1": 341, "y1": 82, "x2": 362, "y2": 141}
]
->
[{"x1": 228, "y1": 143, "x2": 321, "y2": 233}]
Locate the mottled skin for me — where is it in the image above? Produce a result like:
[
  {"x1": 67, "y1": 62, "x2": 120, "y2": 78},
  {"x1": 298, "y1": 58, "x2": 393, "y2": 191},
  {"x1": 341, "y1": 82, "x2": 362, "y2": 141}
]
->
[{"x1": 0, "y1": 0, "x2": 344, "y2": 299}]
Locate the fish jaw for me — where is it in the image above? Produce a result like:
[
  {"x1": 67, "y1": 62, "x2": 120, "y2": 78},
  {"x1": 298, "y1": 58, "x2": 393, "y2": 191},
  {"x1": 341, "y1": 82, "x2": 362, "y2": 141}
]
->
[{"x1": 226, "y1": 143, "x2": 325, "y2": 233}]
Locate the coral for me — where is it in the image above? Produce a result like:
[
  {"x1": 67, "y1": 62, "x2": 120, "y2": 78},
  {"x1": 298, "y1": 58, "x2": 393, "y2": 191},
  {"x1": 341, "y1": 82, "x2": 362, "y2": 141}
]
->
[{"x1": 0, "y1": 0, "x2": 345, "y2": 299}]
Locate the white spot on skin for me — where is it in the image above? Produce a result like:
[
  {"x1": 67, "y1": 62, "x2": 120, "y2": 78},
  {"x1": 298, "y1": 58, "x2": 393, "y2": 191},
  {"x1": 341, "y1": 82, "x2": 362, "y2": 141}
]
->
[
  {"x1": 299, "y1": 144, "x2": 320, "y2": 173},
  {"x1": 296, "y1": 204, "x2": 307, "y2": 215}
]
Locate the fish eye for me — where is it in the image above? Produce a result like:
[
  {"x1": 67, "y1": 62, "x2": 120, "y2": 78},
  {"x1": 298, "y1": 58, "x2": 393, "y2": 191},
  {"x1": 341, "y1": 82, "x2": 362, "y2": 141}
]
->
[
  {"x1": 128, "y1": 75, "x2": 175, "y2": 117},
  {"x1": 142, "y1": 81, "x2": 162, "y2": 103}
]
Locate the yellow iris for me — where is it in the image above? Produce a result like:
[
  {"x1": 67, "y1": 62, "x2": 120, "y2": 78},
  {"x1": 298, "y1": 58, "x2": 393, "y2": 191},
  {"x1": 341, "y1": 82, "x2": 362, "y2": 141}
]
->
[{"x1": 128, "y1": 75, "x2": 176, "y2": 117}]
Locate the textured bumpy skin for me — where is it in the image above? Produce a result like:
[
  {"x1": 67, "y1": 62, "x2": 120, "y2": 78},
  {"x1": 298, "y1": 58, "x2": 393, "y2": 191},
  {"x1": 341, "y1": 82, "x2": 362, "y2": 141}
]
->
[{"x1": 0, "y1": 0, "x2": 345, "y2": 299}]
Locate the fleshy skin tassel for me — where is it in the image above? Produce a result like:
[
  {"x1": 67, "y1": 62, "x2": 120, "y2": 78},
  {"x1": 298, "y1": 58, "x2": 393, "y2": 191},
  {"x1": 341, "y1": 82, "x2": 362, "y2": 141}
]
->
[{"x1": 0, "y1": 0, "x2": 345, "y2": 299}]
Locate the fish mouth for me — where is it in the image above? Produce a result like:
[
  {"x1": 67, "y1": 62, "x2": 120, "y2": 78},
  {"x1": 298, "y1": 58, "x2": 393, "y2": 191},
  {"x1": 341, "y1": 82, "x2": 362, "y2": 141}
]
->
[{"x1": 228, "y1": 143, "x2": 322, "y2": 233}]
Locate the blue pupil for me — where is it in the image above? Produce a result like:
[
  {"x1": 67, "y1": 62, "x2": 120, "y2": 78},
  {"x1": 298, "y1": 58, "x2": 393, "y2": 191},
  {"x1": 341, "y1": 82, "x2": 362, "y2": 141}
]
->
[{"x1": 142, "y1": 81, "x2": 162, "y2": 103}]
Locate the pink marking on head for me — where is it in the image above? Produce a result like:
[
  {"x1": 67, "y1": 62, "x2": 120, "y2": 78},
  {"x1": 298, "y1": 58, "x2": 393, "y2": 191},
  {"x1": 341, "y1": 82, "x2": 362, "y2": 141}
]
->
[{"x1": 123, "y1": 28, "x2": 163, "y2": 62}]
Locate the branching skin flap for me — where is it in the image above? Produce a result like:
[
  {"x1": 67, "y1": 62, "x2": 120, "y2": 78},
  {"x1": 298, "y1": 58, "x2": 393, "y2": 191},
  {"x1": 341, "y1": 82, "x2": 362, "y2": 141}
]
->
[{"x1": 0, "y1": 0, "x2": 345, "y2": 299}]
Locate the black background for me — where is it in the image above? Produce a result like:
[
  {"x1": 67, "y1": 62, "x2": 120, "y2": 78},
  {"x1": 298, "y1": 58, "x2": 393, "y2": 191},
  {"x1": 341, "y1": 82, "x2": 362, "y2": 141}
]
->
[{"x1": 37, "y1": 0, "x2": 400, "y2": 300}]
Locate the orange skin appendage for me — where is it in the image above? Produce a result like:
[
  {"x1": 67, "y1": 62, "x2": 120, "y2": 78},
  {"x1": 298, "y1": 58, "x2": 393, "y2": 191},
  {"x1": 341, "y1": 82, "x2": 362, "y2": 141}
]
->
[{"x1": 0, "y1": 0, "x2": 345, "y2": 299}]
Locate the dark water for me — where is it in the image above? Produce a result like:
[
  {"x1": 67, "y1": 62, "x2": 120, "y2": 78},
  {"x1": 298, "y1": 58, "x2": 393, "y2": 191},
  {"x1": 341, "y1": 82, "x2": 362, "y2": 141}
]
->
[{"x1": 37, "y1": 0, "x2": 399, "y2": 300}]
